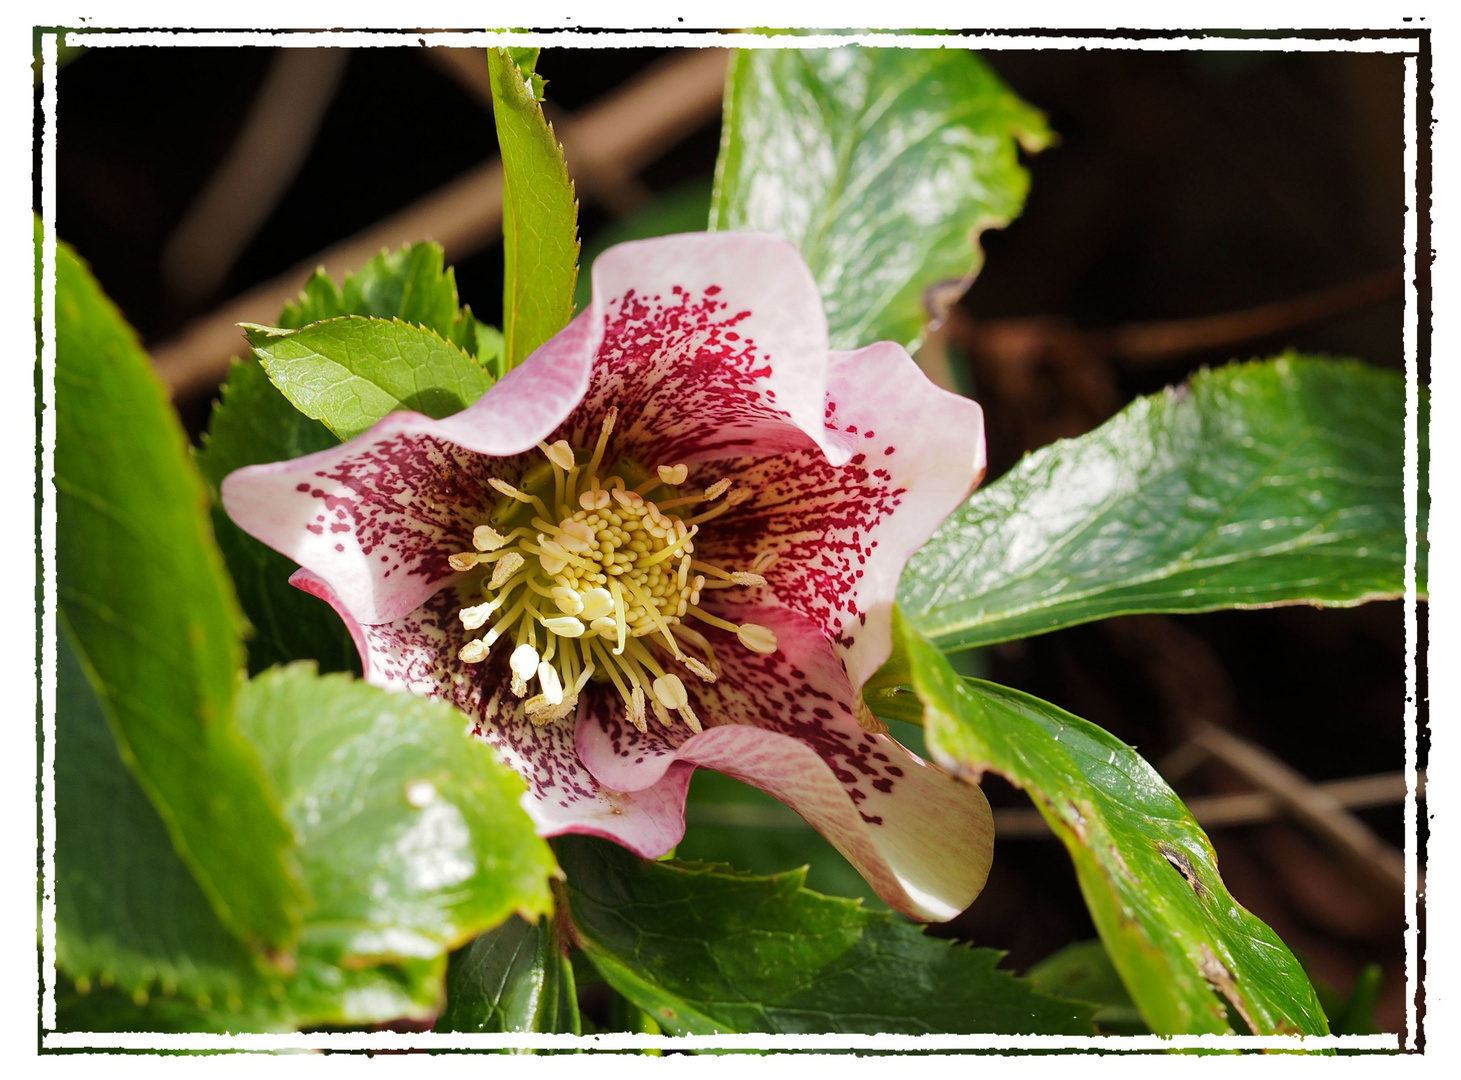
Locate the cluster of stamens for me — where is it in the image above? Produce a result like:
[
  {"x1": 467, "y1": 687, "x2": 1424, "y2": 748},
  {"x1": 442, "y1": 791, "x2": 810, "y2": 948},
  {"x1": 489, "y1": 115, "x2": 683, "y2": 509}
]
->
[{"x1": 448, "y1": 408, "x2": 779, "y2": 733}]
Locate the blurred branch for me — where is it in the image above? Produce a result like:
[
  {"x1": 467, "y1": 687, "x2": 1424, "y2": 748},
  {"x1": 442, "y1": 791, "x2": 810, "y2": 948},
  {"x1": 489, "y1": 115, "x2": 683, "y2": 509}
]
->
[
  {"x1": 426, "y1": 46, "x2": 495, "y2": 110},
  {"x1": 161, "y1": 48, "x2": 350, "y2": 303},
  {"x1": 1103, "y1": 269, "x2": 1402, "y2": 367},
  {"x1": 951, "y1": 269, "x2": 1401, "y2": 377},
  {"x1": 1189, "y1": 721, "x2": 1407, "y2": 901},
  {"x1": 993, "y1": 770, "x2": 1422, "y2": 839},
  {"x1": 151, "y1": 48, "x2": 728, "y2": 401},
  {"x1": 428, "y1": 45, "x2": 652, "y2": 214}
]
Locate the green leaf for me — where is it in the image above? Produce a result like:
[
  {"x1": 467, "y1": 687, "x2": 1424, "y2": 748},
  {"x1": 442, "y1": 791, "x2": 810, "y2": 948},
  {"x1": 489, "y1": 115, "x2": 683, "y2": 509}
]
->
[
  {"x1": 234, "y1": 663, "x2": 558, "y2": 968},
  {"x1": 887, "y1": 609, "x2": 1329, "y2": 1036},
  {"x1": 901, "y1": 356, "x2": 1418, "y2": 652},
  {"x1": 489, "y1": 46, "x2": 580, "y2": 369},
  {"x1": 198, "y1": 241, "x2": 504, "y2": 672},
  {"x1": 711, "y1": 45, "x2": 1049, "y2": 352},
  {"x1": 243, "y1": 316, "x2": 493, "y2": 441},
  {"x1": 55, "y1": 631, "x2": 445, "y2": 1032},
  {"x1": 194, "y1": 360, "x2": 358, "y2": 676},
  {"x1": 558, "y1": 837, "x2": 1095, "y2": 1036},
  {"x1": 56, "y1": 626, "x2": 266, "y2": 1007},
  {"x1": 438, "y1": 916, "x2": 580, "y2": 1038},
  {"x1": 280, "y1": 241, "x2": 502, "y2": 374},
  {"x1": 573, "y1": 179, "x2": 713, "y2": 314},
  {"x1": 1025, "y1": 941, "x2": 1148, "y2": 1035},
  {"x1": 55, "y1": 239, "x2": 306, "y2": 954},
  {"x1": 56, "y1": 653, "x2": 556, "y2": 1032}
]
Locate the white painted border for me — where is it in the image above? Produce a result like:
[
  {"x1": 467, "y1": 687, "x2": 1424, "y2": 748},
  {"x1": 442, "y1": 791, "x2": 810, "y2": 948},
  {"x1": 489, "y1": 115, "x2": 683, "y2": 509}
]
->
[
  {"x1": 1402, "y1": 52, "x2": 1422, "y2": 1055},
  {"x1": 39, "y1": 29, "x2": 60, "y2": 1037},
  {"x1": 31, "y1": 22, "x2": 1433, "y2": 1060},
  {"x1": 74, "y1": 29, "x2": 1422, "y2": 52}
]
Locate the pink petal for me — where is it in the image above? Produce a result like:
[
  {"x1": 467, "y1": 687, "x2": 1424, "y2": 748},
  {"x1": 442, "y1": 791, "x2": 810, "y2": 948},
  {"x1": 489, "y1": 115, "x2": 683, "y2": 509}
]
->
[
  {"x1": 220, "y1": 313, "x2": 599, "y2": 625},
  {"x1": 698, "y1": 341, "x2": 986, "y2": 690},
  {"x1": 575, "y1": 607, "x2": 993, "y2": 921},
  {"x1": 555, "y1": 232, "x2": 856, "y2": 467},
  {"x1": 291, "y1": 570, "x2": 690, "y2": 857}
]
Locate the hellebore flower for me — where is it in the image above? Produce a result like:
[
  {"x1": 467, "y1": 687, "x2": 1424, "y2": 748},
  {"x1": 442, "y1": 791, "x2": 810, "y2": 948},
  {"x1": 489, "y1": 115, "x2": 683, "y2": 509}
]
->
[{"x1": 222, "y1": 233, "x2": 993, "y2": 920}]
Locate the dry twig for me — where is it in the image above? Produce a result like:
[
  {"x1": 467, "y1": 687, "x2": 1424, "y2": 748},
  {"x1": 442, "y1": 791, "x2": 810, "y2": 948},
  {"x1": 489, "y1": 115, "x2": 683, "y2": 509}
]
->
[
  {"x1": 151, "y1": 48, "x2": 728, "y2": 400},
  {"x1": 161, "y1": 49, "x2": 350, "y2": 302},
  {"x1": 1189, "y1": 721, "x2": 1407, "y2": 900},
  {"x1": 992, "y1": 770, "x2": 1422, "y2": 839}
]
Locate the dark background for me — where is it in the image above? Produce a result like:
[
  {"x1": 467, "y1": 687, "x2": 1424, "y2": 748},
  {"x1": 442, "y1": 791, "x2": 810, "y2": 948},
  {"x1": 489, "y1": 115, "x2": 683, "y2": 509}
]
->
[{"x1": 49, "y1": 40, "x2": 1423, "y2": 1034}]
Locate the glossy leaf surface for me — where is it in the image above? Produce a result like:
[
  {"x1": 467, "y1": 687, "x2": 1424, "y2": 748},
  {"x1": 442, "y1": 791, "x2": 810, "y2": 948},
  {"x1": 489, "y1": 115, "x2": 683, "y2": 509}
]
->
[
  {"x1": 438, "y1": 916, "x2": 580, "y2": 1037},
  {"x1": 559, "y1": 837, "x2": 1094, "y2": 1036},
  {"x1": 281, "y1": 241, "x2": 503, "y2": 372},
  {"x1": 887, "y1": 610, "x2": 1329, "y2": 1036},
  {"x1": 901, "y1": 356, "x2": 1416, "y2": 651},
  {"x1": 56, "y1": 636, "x2": 450, "y2": 1032},
  {"x1": 55, "y1": 240, "x2": 305, "y2": 953},
  {"x1": 489, "y1": 46, "x2": 579, "y2": 369},
  {"x1": 243, "y1": 316, "x2": 492, "y2": 441},
  {"x1": 712, "y1": 45, "x2": 1049, "y2": 352},
  {"x1": 235, "y1": 664, "x2": 558, "y2": 968}
]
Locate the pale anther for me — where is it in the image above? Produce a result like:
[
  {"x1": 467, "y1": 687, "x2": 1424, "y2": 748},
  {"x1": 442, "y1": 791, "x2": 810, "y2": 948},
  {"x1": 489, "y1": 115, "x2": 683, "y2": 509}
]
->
[
  {"x1": 543, "y1": 439, "x2": 575, "y2": 470},
  {"x1": 653, "y1": 673, "x2": 689, "y2": 710},
  {"x1": 510, "y1": 643, "x2": 540, "y2": 678},
  {"x1": 488, "y1": 477, "x2": 527, "y2": 500},
  {"x1": 473, "y1": 525, "x2": 507, "y2": 551},
  {"x1": 551, "y1": 587, "x2": 584, "y2": 615},
  {"x1": 683, "y1": 656, "x2": 716, "y2": 683},
  {"x1": 703, "y1": 477, "x2": 732, "y2": 500},
  {"x1": 628, "y1": 685, "x2": 648, "y2": 733},
  {"x1": 736, "y1": 623, "x2": 779, "y2": 655},
  {"x1": 729, "y1": 572, "x2": 767, "y2": 587},
  {"x1": 657, "y1": 463, "x2": 689, "y2": 486},
  {"x1": 457, "y1": 639, "x2": 489, "y2": 663},
  {"x1": 558, "y1": 520, "x2": 595, "y2": 551},
  {"x1": 537, "y1": 539, "x2": 569, "y2": 575},
  {"x1": 590, "y1": 615, "x2": 618, "y2": 636},
  {"x1": 489, "y1": 551, "x2": 525, "y2": 589},
  {"x1": 537, "y1": 662, "x2": 565, "y2": 705},
  {"x1": 448, "y1": 552, "x2": 481, "y2": 572},
  {"x1": 459, "y1": 603, "x2": 493, "y2": 630},
  {"x1": 543, "y1": 615, "x2": 586, "y2": 638},
  {"x1": 579, "y1": 487, "x2": 611, "y2": 510},
  {"x1": 611, "y1": 487, "x2": 644, "y2": 509},
  {"x1": 579, "y1": 588, "x2": 615, "y2": 621}
]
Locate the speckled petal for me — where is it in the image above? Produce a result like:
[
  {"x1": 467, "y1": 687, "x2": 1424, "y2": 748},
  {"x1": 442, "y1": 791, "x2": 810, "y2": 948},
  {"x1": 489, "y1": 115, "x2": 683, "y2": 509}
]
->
[
  {"x1": 574, "y1": 606, "x2": 994, "y2": 921},
  {"x1": 549, "y1": 231, "x2": 857, "y2": 467},
  {"x1": 220, "y1": 312, "x2": 601, "y2": 625},
  {"x1": 290, "y1": 569, "x2": 690, "y2": 855},
  {"x1": 698, "y1": 341, "x2": 986, "y2": 690}
]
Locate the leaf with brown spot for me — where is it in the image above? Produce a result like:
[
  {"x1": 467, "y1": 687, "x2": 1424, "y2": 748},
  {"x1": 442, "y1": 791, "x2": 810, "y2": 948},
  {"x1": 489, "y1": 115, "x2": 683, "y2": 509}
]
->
[{"x1": 884, "y1": 610, "x2": 1330, "y2": 1037}]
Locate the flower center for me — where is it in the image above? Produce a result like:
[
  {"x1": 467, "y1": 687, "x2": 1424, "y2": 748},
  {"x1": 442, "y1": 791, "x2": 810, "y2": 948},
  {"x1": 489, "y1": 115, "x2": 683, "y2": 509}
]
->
[{"x1": 448, "y1": 408, "x2": 779, "y2": 733}]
